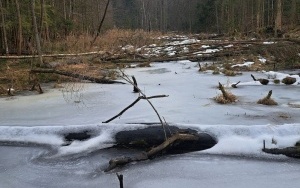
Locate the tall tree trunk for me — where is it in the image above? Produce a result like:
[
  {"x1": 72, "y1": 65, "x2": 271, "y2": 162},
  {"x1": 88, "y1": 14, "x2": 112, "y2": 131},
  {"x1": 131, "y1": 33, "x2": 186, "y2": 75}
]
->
[
  {"x1": 256, "y1": 0, "x2": 262, "y2": 33},
  {"x1": 31, "y1": 0, "x2": 43, "y2": 66},
  {"x1": 275, "y1": 0, "x2": 282, "y2": 37},
  {"x1": 39, "y1": 0, "x2": 45, "y2": 36},
  {"x1": 90, "y1": 0, "x2": 110, "y2": 46},
  {"x1": 0, "y1": 0, "x2": 9, "y2": 55},
  {"x1": 290, "y1": 0, "x2": 297, "y2": 27},
  {"x1": 15, "y1": 0, "x2": 22, "y2": 55}
]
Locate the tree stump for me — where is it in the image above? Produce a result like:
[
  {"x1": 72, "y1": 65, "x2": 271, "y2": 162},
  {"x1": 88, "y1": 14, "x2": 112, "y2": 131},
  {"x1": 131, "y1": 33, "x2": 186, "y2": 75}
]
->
[{"x1": 257, "y1": 90, "x2": 278, "y2": 105}]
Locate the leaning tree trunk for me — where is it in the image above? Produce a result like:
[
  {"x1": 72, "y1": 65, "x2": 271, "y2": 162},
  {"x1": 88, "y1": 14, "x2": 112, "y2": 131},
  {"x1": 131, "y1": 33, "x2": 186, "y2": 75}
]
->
[
  {"x1": 90, "y1": 0, "x2": 110, "y2": 46},
  {"x1": 30, "y1": 0, "x2": 43, "y2": 66}
]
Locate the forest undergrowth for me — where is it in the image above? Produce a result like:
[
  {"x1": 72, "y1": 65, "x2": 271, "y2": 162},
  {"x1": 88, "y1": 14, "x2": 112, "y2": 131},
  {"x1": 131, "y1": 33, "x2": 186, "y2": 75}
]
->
[{"x1": 1, "y1": 28, "x2": 300, "y2": 96}]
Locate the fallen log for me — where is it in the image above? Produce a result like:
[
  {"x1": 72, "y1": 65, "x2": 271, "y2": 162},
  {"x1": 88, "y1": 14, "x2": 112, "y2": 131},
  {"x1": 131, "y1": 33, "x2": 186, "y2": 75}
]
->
[
  {"x1": 263, "y1": 147, "x2": 300, "y2": 158},
  {"x1": 30, "y1": 68, "x2": 125, "y2": 84},
  {"x1": 0, "y1": 51, "x2": 104, "y2": 59},
  {"x1": 115, "y1": 126, "x2": 216, "y2": 152},
  {"x1": 105, "y1": 127, "x2": 217, "y2": 172}
]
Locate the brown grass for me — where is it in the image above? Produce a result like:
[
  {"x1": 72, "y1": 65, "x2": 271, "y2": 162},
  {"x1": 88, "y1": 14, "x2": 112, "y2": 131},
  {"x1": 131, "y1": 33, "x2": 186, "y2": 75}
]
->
[
  {"x1": 257, "y1": 97, "x2": 278, "y2": 105},
  {"x1": 43, "y1": 29, "x2": 162, "y2": 54},
  {"x1": 0, "y1": 61, "x2": 31, "y2": 95},
  {"x1": 223, "y1": 69, "x2": 237, "y2": 76},
  {"x1": 214, "y1": 92, "x2": 237, "y2": 104}
]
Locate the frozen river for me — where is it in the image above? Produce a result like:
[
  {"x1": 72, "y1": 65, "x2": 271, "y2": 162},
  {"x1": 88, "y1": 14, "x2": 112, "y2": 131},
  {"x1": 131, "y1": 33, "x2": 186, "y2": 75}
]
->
[{"x1": 1, "y1": 61, "x2": 300, "y2": 187}]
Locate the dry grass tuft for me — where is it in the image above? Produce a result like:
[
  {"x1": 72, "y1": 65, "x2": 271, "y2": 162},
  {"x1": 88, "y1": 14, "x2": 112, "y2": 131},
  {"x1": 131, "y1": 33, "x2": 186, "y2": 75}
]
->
[
  {"x1": 136, "y1": 62, "x2": 151, "y2": 68},
  {"x1": 257, "y1": 98, "x2": 278, "y2": 105},
  {"x1": 214, "y1": 92, "x2": 237, "y2": 104},
  {"x1": 257, "y1": 90, "x2": 278, "y2": 105},
  {"x1": 273, "y1": 79, "x2": 280, "y2": 84},
  {"x1": 223, "y1": 69, "x2": 237, "y2": 76},
  {"x1": 0, "y1": 61, "x2": 31, "y2": 95}
]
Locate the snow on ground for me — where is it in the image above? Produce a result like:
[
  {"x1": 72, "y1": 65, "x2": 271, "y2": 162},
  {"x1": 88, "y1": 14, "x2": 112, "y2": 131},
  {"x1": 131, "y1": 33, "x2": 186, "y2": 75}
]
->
[
  {"x1": 1, "y1": 61, "x2": 300, "y2": 187},
  {"x1": 231, "y1": 61, "x2": 255, "y2": 68}
]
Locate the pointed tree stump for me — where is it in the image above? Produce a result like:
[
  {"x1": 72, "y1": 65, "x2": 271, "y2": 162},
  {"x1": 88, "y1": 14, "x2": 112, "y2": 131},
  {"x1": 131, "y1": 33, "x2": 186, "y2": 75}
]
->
[
  {"x1": 257, "y1": 90, "x2": 278, "y2": 105},
  {"x1": 218, "y1": 82, "x2": 228, "y2": 100}
]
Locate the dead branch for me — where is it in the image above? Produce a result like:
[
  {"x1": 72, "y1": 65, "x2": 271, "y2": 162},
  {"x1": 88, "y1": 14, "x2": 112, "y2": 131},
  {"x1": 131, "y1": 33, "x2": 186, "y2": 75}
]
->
[
  {"x1": 119, "y1": 70, "x2": 168, "y2": 140},
  {"x1": 105, "y1": 132, "x2": 199, "y2": 172},
  {"x1": 30, "y1": 68, "x2": 125, "y2": 84},
  {"x1": 251, "y1": 74, "x2": 269, "y2": 85},
  {"x1": 116, "y1": 173, "x2": 124, "y2": 188},
  {"x1": 132, "y1": 76, "x2": 139, "y2": 93},
  {"x1": 231, "y1": 81, "x2": 241, "y2": 88},
  {"x1": 102, "y1": 95, "x2": 169, "y2": 123},
  {"x1": 251, "y1": 74, "x2": 257, "y2": 81}
]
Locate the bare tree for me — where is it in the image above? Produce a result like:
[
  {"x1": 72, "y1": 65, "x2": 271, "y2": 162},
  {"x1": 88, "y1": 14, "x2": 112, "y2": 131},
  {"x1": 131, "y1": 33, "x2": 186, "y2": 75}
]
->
[{"x1": 90, "y1": 0, "x2": 110, "y2": 46}]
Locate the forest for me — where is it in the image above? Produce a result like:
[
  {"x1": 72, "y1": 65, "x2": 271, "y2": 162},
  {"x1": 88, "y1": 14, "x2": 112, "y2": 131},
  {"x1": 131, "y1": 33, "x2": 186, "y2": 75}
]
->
[{"x1": 0, "y1": 0, "x2": 299, "y2": 55}]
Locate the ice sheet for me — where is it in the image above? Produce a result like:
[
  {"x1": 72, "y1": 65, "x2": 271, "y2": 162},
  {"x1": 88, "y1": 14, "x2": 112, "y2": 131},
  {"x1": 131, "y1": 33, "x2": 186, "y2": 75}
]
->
[{"x1": 1, "y1": 61, "x2": 300, "y2": 187}]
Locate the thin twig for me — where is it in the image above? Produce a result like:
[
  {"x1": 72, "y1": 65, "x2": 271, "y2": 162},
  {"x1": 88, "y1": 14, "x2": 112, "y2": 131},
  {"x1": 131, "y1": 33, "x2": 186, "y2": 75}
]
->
[
  {"x1": 119, "y1": 69, "x2": 168, "y2": 140},
  {"x1": 102, "y1": 95, "x2": 168, "y2": 123}
]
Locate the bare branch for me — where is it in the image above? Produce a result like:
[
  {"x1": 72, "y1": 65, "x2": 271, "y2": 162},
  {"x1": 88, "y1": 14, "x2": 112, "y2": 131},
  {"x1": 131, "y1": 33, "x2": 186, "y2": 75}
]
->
[{"x1": 102, "y1": 95, "x2": 168, "y2": 123}]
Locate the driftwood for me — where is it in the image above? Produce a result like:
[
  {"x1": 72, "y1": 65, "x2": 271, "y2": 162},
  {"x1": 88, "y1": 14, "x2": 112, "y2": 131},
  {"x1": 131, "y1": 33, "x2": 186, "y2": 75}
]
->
[
  {"x1": 105, "y1": 130, "x2": 216, "y2": 172},
  {"x1": 102, "y1": 95, "x2": 169, "y2": 123},
  {"x1": 251, "y1": 74, "x2": 269, "y2": 85},
  {"x1": 30, "y1": 68, "x2": 125, "y2": 84},
  {"x1": 231, "y1": 81, "x2": 241, "y2": 88}
]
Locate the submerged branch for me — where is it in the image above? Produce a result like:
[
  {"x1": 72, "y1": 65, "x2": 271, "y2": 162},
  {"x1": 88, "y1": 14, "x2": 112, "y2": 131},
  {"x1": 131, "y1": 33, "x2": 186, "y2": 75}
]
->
[{"x1": 105, "y1": 132, "x2": 199, "y2": 172}]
